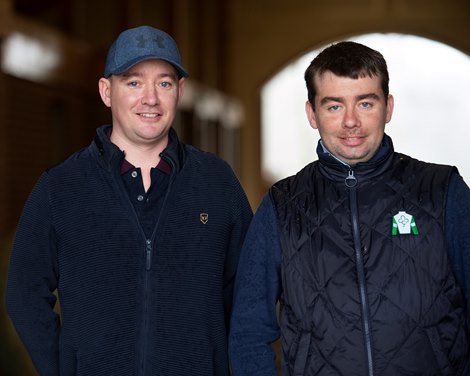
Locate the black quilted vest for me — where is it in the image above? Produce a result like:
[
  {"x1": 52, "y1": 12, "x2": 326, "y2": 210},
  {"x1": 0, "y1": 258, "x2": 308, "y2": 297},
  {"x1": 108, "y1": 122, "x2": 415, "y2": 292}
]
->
[{"x1": 270, "y1": 139, "x2": 469, "y2": 376}]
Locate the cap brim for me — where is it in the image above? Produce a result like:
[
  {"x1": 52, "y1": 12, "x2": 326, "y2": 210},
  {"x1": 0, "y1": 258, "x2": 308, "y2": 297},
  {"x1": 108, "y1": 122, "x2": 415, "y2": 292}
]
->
[{"x1": 105, "y1": 56, "x2": 188, "y2": 78}]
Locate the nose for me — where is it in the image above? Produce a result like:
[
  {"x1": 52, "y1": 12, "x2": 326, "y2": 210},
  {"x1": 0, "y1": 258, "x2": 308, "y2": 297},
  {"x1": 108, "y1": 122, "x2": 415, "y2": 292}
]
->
[
  {"x1": 141, "y1": 85, "x2": 159, "y2": 106},
  {"x1": 343, "y1": 107, "x2": 359, "y2": 129}
]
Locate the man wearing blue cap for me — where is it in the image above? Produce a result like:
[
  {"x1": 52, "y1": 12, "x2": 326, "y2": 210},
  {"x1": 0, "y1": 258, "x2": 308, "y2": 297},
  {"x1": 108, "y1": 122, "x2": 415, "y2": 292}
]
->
[{"x1": 5, "y1": 25, "x2": 252, "y2": 376}]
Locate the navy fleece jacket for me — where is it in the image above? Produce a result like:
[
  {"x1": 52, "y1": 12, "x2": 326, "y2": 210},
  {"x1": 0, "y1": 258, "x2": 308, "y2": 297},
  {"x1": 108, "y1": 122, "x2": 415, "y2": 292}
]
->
[{"x1": 6, "y1": 125, "x2": 253, "y2": 376}]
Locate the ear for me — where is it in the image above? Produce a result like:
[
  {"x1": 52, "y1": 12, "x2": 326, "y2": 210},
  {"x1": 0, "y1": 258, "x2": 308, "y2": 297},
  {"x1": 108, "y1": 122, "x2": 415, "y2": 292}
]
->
[
  {"x1": 98, "y1": 78, "x2": 112, "y2": 108},
  {"x1": 305, "y1": 100, "x2": 318, "y2": 129},
  {"x1": 385, "y1": 94, "x2": 394, "y2": 124},
  {"x1": 178, "y1": 77, "x2": 185, "y2": 100}
]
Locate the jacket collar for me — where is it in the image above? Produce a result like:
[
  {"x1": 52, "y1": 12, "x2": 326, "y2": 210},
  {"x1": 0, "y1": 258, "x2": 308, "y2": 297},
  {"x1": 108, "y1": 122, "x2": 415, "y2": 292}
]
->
[
  {"x1": 90, "y1": 124, "x2": 185, "y2": 173},
  {"x1": 317, "y1": 134, "x2": 395, "y2": 182}
]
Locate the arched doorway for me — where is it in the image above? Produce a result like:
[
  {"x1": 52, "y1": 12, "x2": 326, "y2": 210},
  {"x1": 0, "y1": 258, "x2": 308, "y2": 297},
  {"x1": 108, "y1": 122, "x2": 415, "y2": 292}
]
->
[{"x1": 261, "y1": 33, "x2": 470, "y2": 185}]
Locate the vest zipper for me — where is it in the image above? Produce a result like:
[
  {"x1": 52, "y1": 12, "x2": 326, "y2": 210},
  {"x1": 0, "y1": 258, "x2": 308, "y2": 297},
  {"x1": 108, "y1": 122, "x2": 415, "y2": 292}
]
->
[{"x1": 346, "y1": 169, "x2": 375, "y2": 376}]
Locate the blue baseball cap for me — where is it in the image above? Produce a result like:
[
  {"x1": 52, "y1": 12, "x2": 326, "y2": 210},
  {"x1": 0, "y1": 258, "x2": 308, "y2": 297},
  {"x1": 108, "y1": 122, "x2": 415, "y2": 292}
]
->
[{"x1": 104, "y1": 25, "x2": 188, "y2": 78}]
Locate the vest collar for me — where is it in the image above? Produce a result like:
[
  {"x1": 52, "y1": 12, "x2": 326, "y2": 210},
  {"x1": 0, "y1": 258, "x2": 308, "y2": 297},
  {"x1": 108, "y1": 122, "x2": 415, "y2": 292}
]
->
[{"x1": 317, "y1": 134, "x2": 395, "y2": 182}]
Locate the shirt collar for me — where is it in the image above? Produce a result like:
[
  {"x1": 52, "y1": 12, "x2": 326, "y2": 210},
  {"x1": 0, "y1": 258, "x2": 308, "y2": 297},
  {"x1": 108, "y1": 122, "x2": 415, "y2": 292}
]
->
[
  {"x1": 105, "y1": 128, "x2": 173, "y2": 175},
  {"x1": 120, "y1": 158, "x2": 172, "y2": 175}
]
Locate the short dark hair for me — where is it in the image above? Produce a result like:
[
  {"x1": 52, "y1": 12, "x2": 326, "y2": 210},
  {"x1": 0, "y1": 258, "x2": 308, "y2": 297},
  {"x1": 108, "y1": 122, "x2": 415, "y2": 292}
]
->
[{"x1": 304, "y1": 41, "x2": 389, "y2": 108}]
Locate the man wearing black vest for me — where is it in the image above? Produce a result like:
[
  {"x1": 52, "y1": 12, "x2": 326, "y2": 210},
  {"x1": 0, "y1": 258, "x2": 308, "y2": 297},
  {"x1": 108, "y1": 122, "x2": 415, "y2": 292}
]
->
[{"x1": 229, "y1": 41, "x2": 470, "y2": 375}]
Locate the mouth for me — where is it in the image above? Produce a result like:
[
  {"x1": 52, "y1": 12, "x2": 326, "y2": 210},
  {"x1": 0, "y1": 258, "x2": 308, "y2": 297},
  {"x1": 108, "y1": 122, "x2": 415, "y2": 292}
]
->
[
  {"x1": 138, "y1": 113, "x2": 161, "y2": 118},
  {"x1": 340, "y1": 135, "x2": 365, "y2": 146},
  {"x1": 341, "y1": 134, "x2": 364, "y2": 139}
]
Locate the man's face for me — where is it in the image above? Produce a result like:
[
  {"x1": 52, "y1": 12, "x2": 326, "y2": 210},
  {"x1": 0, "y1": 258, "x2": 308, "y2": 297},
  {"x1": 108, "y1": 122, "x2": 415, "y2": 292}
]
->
[
  {"x1": 305, "y1": 71, "x2": 394, "y2": 165},
  {"x1": 99, "y1": 59, "x2": 184, "y2": 149}
]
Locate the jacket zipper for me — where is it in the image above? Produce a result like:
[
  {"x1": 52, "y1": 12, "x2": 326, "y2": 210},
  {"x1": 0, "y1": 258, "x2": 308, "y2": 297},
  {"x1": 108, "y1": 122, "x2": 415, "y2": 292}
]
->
[
  {"x1": 107, "y1": 146, "x2": 178, "y2": 375},
  {"x1": 140, "y1": 238, "x2": 153, "y2": 375},
  {"x1": 140, "y1": 242, "x2": 151, "y2": 376},
  {"x1": 113, "y1": 185, "x2": 152, "y2": 375},
  {"x1": 145, "y1": 239, "x2": 152, "y2": 270},
  {"x1": 346, "y1": 169, "x2": 375, "y2": 376},
  {"x1": 139, "y1": 156, "x2": 176, "y2": 375}
]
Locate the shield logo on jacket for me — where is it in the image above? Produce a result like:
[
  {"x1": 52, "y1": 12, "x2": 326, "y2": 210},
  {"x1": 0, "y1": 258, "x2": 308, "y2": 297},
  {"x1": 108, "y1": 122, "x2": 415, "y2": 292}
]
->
[{"x1": 200, "y1": 213, "x2": 209, "y2": 224}]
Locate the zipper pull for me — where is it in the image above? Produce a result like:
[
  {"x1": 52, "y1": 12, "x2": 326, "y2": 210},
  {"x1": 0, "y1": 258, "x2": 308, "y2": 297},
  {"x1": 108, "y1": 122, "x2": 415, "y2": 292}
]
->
[{"x1": 345, "y1": 169, "x2": 357, "y2": 188}]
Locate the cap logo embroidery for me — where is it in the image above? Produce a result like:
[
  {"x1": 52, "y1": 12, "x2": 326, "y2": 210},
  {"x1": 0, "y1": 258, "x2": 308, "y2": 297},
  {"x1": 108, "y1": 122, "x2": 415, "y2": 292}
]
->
[
  {"x1": 135, "y1": 34, "x2": 165, "y2": 49},
  {"x1": 392, "y1": 211, "x2": 419, "y2": 235},
  {"x1": 200, "y1": 213, "x2": 209, "y2": 224}
]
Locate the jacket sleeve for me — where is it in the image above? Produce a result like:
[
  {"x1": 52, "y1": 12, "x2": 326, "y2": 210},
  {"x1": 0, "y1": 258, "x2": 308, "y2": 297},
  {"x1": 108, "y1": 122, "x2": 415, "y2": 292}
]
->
[
  {"x1": 229, "y1": 193, "x2": 281, "y2": 376},
  {"x1": 445, "y1": 172, "x2": 470, "y2": 329},
  {"x1": 5, "y1": 172, "x2": 60, "y2": 375},
  {"x1": 223, "y1": 173, "x2": 253, "y2": 330}
]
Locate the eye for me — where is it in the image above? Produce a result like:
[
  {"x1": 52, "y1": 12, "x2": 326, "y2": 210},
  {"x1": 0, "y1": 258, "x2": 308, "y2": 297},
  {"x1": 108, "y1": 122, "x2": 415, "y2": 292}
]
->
[
  {"x1": 359, "y1": 101, "x2": 372, "y2": 109},
  {"x1": 127, "y1": 81, "x2": 139, "y2": 87},
  {"x1": 327, "y1": 104, "x2": 341, "y2": 112},
  {"x1": 159, "y1": 81, "x2": 172, "y2": 88}
]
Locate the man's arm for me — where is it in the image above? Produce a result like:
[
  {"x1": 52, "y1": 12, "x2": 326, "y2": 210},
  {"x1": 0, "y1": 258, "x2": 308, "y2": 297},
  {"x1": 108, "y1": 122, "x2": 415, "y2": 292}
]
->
[
  {"x1": 5, "y1": 173, "x2": 60, "y2": 375},
  {"x1": 229, "y1": 193, "x2": 282, "y2": 376},
  {"x1": 223, "y1": 174, "x2": 253, "y2": 329},
  {"x1": 445, "y1": 172, "x2": 470, "y2": 328}
]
